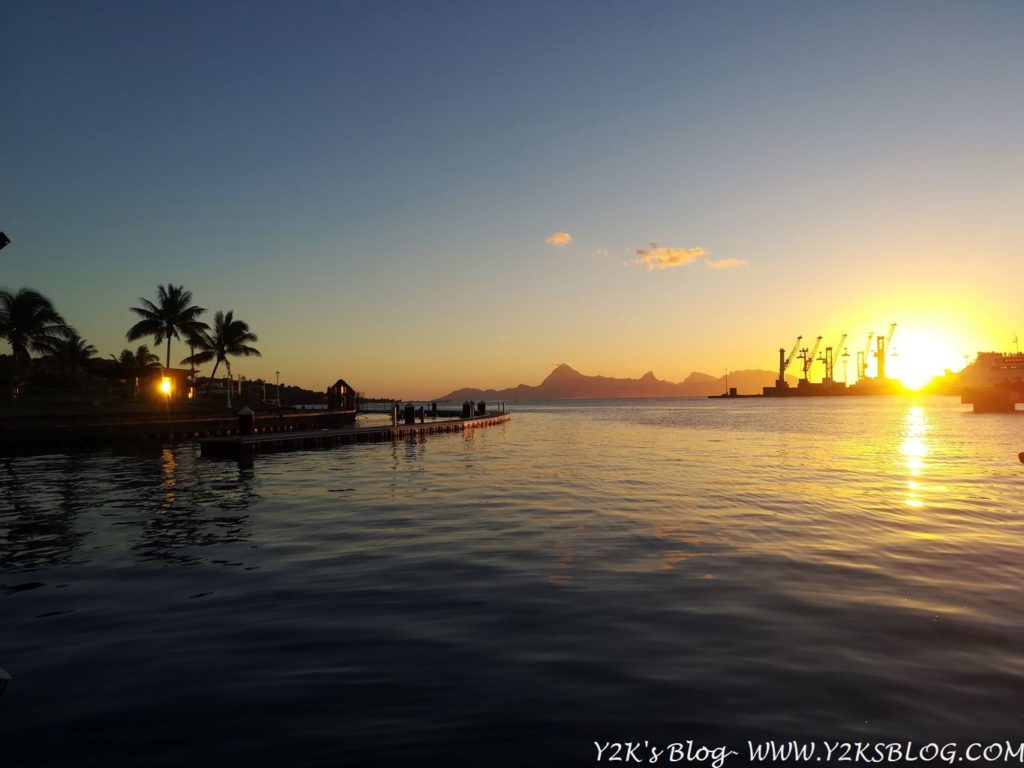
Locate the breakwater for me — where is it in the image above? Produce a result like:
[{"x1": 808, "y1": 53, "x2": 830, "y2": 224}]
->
[{"x1": 0, "y1": 410, "x2": 356, "y2": 456}]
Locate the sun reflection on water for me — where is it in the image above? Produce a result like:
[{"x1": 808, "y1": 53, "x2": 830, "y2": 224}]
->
[
  {"x1": 900, "y1": 406, "x2": 929, "y2": 508},
  {"x1": 160, "y1": 447, "x2": 177, "y2": 512}
]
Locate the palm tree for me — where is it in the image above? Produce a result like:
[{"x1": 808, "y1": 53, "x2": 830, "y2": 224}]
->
[
  {"x1": 111, "y1": 344, "x2": 161, "y2": 399},
  {"x1": 126, "y1": 284, "x2": 207, "y2": 369},
  {"x1": 0, "y1": 288, "x2": 73, "y2": 364},
  {"x1": 113, "y1": 344, "x2": 161, "y2": 373},
  {"x1": 43, "y1": 332, "x2": 97, "y2": 380},
  {"x1": 183, "y1": 310, "x2": 261, "y2": 393}
]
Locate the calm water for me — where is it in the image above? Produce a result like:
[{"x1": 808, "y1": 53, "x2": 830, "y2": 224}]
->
[{"x1": 3, "y1": 397, "x2": 1024, "y2": 766}]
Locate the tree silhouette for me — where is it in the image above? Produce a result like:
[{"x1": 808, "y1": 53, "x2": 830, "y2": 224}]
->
[
  {"x1": 42, "y1": 332, "x2": 97, "y2": 381},
  {"x1": 183, "y1": 310, "x2": 261, "y2": 391},
  {"x1": 112, "y1": 344, "x2": 162, "y2": 399},
  {"x1": 0, "y1": 288, "x2": 72, "y2": 364},
  {"x1": 126, "y1": 284, "x2": 207, "y2": 369}
]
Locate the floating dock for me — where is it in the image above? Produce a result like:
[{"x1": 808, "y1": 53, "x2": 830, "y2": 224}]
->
[{"x1": 201, "y1": 413, "x2": 511, "y2": 459}]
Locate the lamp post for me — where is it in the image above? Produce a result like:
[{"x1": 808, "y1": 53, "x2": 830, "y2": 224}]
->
[
  {"x1": 187, "y1": 340, "x2": 196, "y2": 400},
  {"x1": 275, "y1": 371, "x2": 280, "y2": 406}
]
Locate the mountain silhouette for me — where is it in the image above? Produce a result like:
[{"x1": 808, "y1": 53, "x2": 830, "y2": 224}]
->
[{"x1": 435, "y1": 363, "x2": 793, "y2": 401}]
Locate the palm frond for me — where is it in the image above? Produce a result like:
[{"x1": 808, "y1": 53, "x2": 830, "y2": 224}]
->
[
  {"x1": 125, "y1": 284, "x2": 207, "y2": 366},
  {"x1": 0, "y1": 287, "x2": 72, "y2": 362}
]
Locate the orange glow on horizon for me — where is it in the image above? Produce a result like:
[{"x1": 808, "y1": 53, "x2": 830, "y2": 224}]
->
[{"x1": 886, "y1": 328, "x2": 967, "y2": 390}]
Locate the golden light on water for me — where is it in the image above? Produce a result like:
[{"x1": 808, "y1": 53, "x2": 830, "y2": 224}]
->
[
  {"x1": 160, "y1": 446, "x2": 177, "y2": 512},
  {"x1": 901, "y1": 406, "x2": 929, "y2": 508}
]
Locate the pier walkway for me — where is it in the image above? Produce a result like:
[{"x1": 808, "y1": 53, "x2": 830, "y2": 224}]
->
[{"x1": 201, "y1": 413, "x2": 510, "y2": 459}]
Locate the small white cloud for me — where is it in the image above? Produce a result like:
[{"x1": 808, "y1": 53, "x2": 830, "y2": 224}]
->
[
  {"x1": 546, "y1": 231, "x2": 573, "y2": 247},
  {"x1": 633, "y1": 243, "x2": 707, "y2": 270},
  {"x1": 704, "y1": 257, "x2": 748, "y2": 270},
  {"x1": 631, "y1": 242, "x2": 749, "y2": 272}
]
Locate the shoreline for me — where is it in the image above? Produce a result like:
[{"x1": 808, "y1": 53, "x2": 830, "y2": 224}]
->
[{"x1": 0, "y1": 408, "x2": 356, "y2": 457}]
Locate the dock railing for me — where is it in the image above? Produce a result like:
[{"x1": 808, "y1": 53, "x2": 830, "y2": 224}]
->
[{"x1": 355, "y1": 399, "x2": 509, "y2": 418}]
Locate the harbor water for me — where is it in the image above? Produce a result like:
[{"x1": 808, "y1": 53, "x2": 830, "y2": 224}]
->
[{"x1": 3, "y1": 397, "x2": 1024, "y2": 765}]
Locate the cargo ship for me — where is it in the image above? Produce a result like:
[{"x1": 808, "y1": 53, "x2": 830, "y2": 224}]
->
[{"x1": 959, "y1": 352, "x2": 1024, "y2": 387}]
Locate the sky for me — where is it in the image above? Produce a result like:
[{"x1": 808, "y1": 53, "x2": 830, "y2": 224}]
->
[{"x1": 3, "y1": 1, "x2": 1023, "y2": 399}]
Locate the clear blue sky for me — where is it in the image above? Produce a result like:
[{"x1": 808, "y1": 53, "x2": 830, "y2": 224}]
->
[{"x1": 3, "y1": 1, "x2": 1023, "y2": 397}]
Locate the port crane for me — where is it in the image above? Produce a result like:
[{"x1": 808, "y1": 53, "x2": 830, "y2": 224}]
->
[
  {"x1": 776, "y1": 335, "x2": 802, "y2": 387},
  {"x1": 819, "y1": 333, "x2": 848, "y2": 383},
  {"x1": 875, "y1": 323, "x2": 897, "y2": 379},
  {"x1": 856, "y1": 332, "x2": 874, "y2": 381},
  {"x1": 799, "y1": 336, "x2": 823, "y2": 382}
]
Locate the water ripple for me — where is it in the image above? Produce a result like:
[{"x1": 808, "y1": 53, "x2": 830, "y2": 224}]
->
[{"x1": 2, "y1": 396, "x2": 1024, "y2": 765}]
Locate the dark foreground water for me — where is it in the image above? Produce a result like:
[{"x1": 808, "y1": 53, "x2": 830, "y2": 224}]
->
[{"x1": 3, "y1": 397, "x2": 1024, "y2": 766}]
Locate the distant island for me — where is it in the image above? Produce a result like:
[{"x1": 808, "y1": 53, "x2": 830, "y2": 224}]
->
[{"x1": 435, "y1": 363, "x2": 796, "y2": 402}]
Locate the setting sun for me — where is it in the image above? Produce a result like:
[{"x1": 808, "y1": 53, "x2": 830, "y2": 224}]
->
[{"x1": 886, "y1": 328, "x2": 966, "y2": 390}]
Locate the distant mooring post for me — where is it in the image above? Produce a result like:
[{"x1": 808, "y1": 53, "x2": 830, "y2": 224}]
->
[{"x1": 238, "y1": 406, "x2": 255, "y2": 436}]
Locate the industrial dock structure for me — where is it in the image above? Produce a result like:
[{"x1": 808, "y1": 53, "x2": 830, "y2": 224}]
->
[
  {"x1": 711, "y1": 323, "x2": 1024, "y2": 413},
  {"x1": 761, "y1": 323, "x2": 903, "y2": 397}
]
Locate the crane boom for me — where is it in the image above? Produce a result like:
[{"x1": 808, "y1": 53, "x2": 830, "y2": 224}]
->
[
  {"x1": 857, "y1": 332, "x2": 874, "y2": 379},
  {"x1": 885, "y1": 323, "x2": 896, "y2": 355},
  {"x1": 875, "y1": 322, "x2": 898, "y2": 380},
  {"x1": 802, "y1": 335, "x2": 823, "y2": 380},
  {"x1": 776, "y1": 335, "x2": 803, "y2": 388},
  {"x1": 807, "y1": 335, "x2": 823, "y2": 367},
  {"x1": 783, "y1": 335, "x2": 802, "y2": 374},
  {"x1": 822, "y1": 333, "x2": 847, "y2": 381}
]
